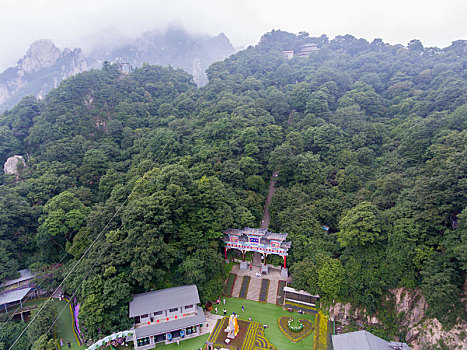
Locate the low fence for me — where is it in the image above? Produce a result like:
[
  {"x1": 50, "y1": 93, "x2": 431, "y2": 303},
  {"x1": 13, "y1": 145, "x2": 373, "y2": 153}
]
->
[{"x1": 85, "y1": 330, "x2": 134, "y2": 350}]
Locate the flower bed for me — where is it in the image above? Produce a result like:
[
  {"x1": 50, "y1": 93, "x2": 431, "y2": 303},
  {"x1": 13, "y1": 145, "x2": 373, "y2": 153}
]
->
[
  {"x1": 224, "y1": 273, "x2": 237, "y2": 297},
  {"x1": 278, "y1": 316, "x2": 314, "y2": 343},
  {"x1": 314, "y1": 311, "x2": 329, "y2": 350},
  {"x1": 259, "y1": 279, "x2": 269, "y2": 302},
  {"x1": 239, "y1": 276, "x2": 250, "y2": 299},
  {"x1": 207, "y1": 318, "x2": 276, "y2": 350}
]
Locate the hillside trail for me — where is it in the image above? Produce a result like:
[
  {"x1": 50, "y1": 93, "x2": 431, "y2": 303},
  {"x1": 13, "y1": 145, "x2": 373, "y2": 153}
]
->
[{"x1": 260, "y1": 170, "x2": 279, "y2": 230}]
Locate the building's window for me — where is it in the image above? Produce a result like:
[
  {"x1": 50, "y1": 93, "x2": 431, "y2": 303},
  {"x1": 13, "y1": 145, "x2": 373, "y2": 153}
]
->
[
  {"x1": 141, "y1": 314, "x2": 148, "y2": 318},
  {"x1": 134, "y1": 316, "x2": 140, "y2": 323},
  {"x1": 137, "y1": 337, "x2": 150, "y2": 346},
  {"x1": 154, "y1": 311, "x2": 163, "y2": 316},
  {"x1": 185, "y1": 304, "x2": 193, "y2": 309},
  {"x1": 155, "y1": 334, "x2": 166, "y2": 343},
  {"x1": 169, "y1": 307, "x2": 178, "y2": 312}
]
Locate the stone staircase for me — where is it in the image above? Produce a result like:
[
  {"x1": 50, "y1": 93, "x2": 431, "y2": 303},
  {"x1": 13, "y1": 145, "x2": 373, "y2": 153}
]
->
[
  {"x1": 231, "y1": 276, "x2": 242, "y2": 298},
  {"x1": 246, "y1": 277, "x2": 261, "y2": 301},
  {"x1": 230, "y1": 274, "x2": 285, "y2": 304},
  {"x1": 267, "y1": 280, "x2": 279, "y2": 304},
  {"x1": 252, "y1": 252, "x2": 262, "y2": 267}
]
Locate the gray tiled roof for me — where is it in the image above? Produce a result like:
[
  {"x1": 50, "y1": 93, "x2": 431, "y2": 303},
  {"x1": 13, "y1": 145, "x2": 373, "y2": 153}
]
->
[
  {"x1": 224, "y1": 229, "x2": 242, "y2": 236},
  {"x1": 332, "y1": 331, "x2": 411, "y2": 350},
  {"x1": 264, "y1": 232, "x2": 288, "y2": 241},
  {"x1": 129, "y1": 285, "x2": 200, "y2": 318},
  {"x1": 224, "y1": 227, "x2": 290, "y2": 241},
  {"x1": 134, "y1": 306, "x2": 206, "y2": 338},
  {"x1": 242, "y1": 227, "x2": 268, "y2": 236},
  {"x1": 0, "y1": 288, "x2": 32, "y2": 305},
  {"x1": 1, "y1": 269, "x2": 36, "y2": 288}
]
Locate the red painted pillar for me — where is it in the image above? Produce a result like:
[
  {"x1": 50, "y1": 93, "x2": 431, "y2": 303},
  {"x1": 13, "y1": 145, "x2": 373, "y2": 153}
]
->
[
  {"x1": 283, "y1": 255, "x2": 286, "y2": 268},
  {"x1": 242, "y1": 251, "x2": 245, "y2": 261},
  {"x1": 224, "y1": 247, "x2": 227, "y2": 260}
]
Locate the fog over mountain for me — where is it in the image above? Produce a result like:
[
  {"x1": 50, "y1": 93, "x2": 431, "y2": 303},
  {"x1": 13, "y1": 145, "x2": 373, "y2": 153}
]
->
[
  {"x1": 89, "y1": 25, "x2": 235, "y2": 86},
  {"x1": 0, "y1": 26, "x2": 235, "y2": 112},
  {"x1": 1, "y1": 0, "x2": 466, "y2": 75}
]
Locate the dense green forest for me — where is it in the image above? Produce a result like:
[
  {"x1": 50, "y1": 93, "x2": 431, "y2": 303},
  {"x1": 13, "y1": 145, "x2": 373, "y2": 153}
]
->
[{"x1": 0, "y1": 31, "x2": 466, "y2": 348}]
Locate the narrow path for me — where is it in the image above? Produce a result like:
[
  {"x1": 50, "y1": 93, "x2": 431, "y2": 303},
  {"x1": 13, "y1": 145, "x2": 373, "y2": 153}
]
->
[
  {"x1": 252, "y1": 252, "x2": 262, "y2": 267},
  {"x1": 267, "y1": 280, "x2": 279, "y2": 304},
  {"x1": 246, "y1": 278, "x2": 261, "y2": 302},
  {"x1": 231, "y1": 276, "x2": 242, "y2": 298},
  {"x1": 261, "y1": 170, "x2": 279, "y2": 230}
]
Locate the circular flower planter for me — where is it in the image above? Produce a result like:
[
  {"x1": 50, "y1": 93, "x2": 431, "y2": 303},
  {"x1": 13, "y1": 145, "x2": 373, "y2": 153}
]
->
[
  {"x1": 287, "y1": 319, "x2": 304, "y2": 332},
  {"x1": 278, "y1": 316, "x2": 314, "y2": 342}
]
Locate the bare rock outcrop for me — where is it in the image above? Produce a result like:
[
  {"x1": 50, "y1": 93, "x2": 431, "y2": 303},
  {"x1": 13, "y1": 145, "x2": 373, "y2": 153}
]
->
[
  {"x1": 328, "y1": 287, "x2": 467, "y2": 350},
  {"x1": 413, "y1": 318, "x2": 467, "y2": 350},
  {"x1": 18, "y1": 39, "x2": 62, "y2": 73},
  {"x1": 3, "y1": 155, "x2": 26, "y2": 175},
  {"x1": 390, "y1": 288, "x2": 427, "y2": 328},
  {"x1": 0, "y1": 40, "x2": 92, "y2": 112}
]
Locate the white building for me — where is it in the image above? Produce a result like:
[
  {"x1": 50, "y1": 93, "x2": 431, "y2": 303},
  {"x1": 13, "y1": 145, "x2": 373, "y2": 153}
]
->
[{"x1": 129, "y1": 285, "x2": 206, "y2": 349}]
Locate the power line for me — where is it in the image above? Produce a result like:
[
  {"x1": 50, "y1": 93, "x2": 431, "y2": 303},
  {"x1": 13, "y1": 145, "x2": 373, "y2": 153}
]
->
[
  {"x1": 1, "y1": 252, "x2": 68, "y2": 325},
  {"x1": 42, "y1": 223, "x2": 120, "y2": 346},
  {"x1": 8, "y1": 131, "x2": 181, "y2": 349}
]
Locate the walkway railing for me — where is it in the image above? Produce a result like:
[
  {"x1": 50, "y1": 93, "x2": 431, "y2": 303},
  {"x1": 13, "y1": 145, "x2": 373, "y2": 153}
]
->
[{"x1": 85, "y1": 330, "x2": 133, "y2": 350}]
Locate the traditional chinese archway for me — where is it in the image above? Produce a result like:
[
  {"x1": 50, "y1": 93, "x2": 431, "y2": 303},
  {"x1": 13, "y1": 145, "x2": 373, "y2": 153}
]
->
[{"x1": 222, "y1": 227, "x2": 291, "y2": 269}]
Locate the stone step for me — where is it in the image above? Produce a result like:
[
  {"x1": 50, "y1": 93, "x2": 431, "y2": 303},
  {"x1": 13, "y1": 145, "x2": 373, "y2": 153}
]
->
[
  {"x1": 252, "y1": 252, "x2": 262, "y2": 267},
  {"x1": 267, "y1": 280, "x2": 279, "y2": 304},
  {"x1": 246, "y1": 278, "x2": 262, "y2": 301},
  {"x1": 231, "y1": 275, "x2": 242, "y2": 298}
]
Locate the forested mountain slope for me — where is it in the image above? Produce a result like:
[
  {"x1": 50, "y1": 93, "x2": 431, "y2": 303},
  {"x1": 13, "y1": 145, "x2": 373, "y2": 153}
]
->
[{"x1": 0, "y1": 30, "x2": 466, "y2": 349}]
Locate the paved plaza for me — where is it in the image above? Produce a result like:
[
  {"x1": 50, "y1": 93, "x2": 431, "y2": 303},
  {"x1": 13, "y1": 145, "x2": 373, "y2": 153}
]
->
[{"x1": 230, "y1": 263, "x2": 291, "y2": 304}]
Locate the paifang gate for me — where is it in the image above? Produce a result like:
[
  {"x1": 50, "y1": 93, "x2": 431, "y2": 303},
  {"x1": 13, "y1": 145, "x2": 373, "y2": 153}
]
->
[{"x1": 222, "y1": 227, "x2": 291, "y2": 268}]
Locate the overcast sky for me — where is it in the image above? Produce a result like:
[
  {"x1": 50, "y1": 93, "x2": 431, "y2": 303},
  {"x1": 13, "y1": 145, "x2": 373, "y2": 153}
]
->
[{"x1": 0, "y1": 0, "x2": 466, "y2": 72}]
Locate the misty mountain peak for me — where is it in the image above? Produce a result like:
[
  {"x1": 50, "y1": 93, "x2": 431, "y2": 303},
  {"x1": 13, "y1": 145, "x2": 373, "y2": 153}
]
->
[
  {"x1": 0, "y1": 40, "x2": 91, "y2": 111},
  {"x1": 0, "y1": 28, "x2": 235, "y2": 111},
  {"x1": 18, "y1": 39, "x2": 62, "y2": 73}
]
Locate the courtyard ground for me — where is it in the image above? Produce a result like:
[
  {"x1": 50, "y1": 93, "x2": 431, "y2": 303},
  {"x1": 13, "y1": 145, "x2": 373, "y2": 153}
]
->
[
  {"x1": 211, "y1": 297, "x2": 316, "y2": 350},
  {"x1": 156, "y1": 334, "x2": 209, "y2": 349}
]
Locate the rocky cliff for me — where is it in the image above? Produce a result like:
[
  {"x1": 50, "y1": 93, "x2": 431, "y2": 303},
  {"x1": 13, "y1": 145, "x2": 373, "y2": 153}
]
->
[
  {"x1": 329, "y1": 287, "x2": 467, "y2": 350},
  {"x1": 0, "y1": 29, "x2": 235, "y2": 112},
  {"x1": 91, "y1": 26, "x2": 235, "y2": 86},
  {"x1": 0, "y1": 40, "x2": 91, "y2": 112}
]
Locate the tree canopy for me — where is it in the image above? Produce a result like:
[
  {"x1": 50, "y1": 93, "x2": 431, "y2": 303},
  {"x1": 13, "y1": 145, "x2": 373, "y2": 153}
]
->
[{"x1": 1, "y1": 30, "x2": 466, "y2": 346}]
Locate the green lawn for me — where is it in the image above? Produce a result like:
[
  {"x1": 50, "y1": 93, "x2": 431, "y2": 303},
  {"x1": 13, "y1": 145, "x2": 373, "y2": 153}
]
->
[
  {"x1": 54, "y1": 300, "x2": 87, "y2": 350},
  {"x1": 25, "y1": 299, "x2": 86, "y2": 350},
  {"x1": 22, "y1": 297, "x2": 317, "y2": 350},
  {"x1": 212, "y1": 297, "x2": 315, "y2": 350},
  {"x1": 152, "y1": 334, "x2": 209, "y2": 349}
]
